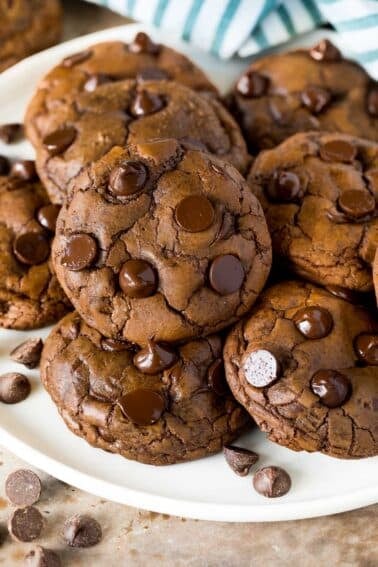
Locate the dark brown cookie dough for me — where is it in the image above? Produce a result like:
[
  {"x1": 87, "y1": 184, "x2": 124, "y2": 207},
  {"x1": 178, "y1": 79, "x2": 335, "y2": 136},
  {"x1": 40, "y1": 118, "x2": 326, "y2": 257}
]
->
[
  {"x1": 0, "y1": 175, "x2": 70, "y2": 329},
  {"x1": 41, "y1": 311, "x2": 250, "y2": 465},
  {"x1": 248, "y1": 132, "x2": 378, "y2": 293},
  {"x1": 52, "y1": 140, "x2": 271, "y2": 345},
  {"x1": 229, "y1": 39, "x2": 377, "y2": 153},
  {"x1": 224, "y1": 280, "x2": 378, "y2": 459},
  {"x1": 0, "y1": 0, "x2": 62, "y2": 72}
]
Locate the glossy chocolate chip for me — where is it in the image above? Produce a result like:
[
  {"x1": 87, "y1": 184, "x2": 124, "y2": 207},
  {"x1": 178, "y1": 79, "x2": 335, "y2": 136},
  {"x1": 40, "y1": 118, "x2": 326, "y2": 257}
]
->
[
  {"x1": 11, "y1": 160, "x2": 37, "y2": 181},
  {"x1": 309, "y1": 39, "x2": 341, "y2": 62},
  {"x1": 0, "y1": 372, "x2": 31, "y2": 404},
  {"x1": 301, "y1": 86, "x2": 331, "y2": 114},
  {"x1": 37, "y1": 204, "x2": 61, "y2": 232},
  {"x1": 367, "y1": 86, "x2": 378, "y2": 117},
  {"x1": 63, "y1": 514, "x2": 102, "y2": 548},
  {"x1": 133, "y1": 341, "x2": 177, "y2": 374},
  {"x1": 236, "y1": 71, "x2": 269, "y2": 97},
  {"x1": 10, "y1": 338, "x2": 43, "y2": 369},
  {"x1": 13, "y1": 232, "x2": 49, "y2": 265},
  {"x1": 8, "y1": 506, "x2": 44, "y2": 542},
  {"x1": 0, "y1": 122, "x2": 23, "y2": 143},
  {"x1": 101, "y1": 338, "x2": 133, "y2": 352},
  {"x1": 119, "y1": 259, "x2": 157, "y2": 298},
  {"x1": 5, "y1": 469, "x2": 41, "y2": 507},
  {"x1": 62, "y1": 49, "x2": 92, "y2": 67},
  {"x1": 354, "y1": 334, "x2": 378, "y2": 365},
  {"x1": 242, "y1": 349, "x2": 281, "y2": 388},
  {"x1": 129, "y1": 32, "x2": 160, "y2": 55},
  {"x1": 130, "y1": 90, "x2": 165, "y2": 117},
  {"x1": 267, "y1": 171, "x2": 301, "y2": 202},
  {"x1": 175, "y1": 195, "x2": 215, "y2": 232},
  {"x1": 223, "y1": 445, "x2": 259, "y2": 476},
  {"x1": 338, "y1": 190, "x2": 375, "y2": 219},
  {"x1": 207, "y1": 358, "x2": 228, "y2": 396},
  {"x1": 253, "y1": 466, "x2": 291, "y2": 498},
  {"x1": 84, "y1": 73, "x2": 112, "y2": 92},
  {"x1": 62, "y1": 233, "x2": 97, "y2": 271},
  {"x1": 25, "y1": 546, "x2": 61, "y2": 567},
  {"x1": 118, "y1": 388, "x2": 165, "y2": 425},
  {"x1": 293, "y1": 306, "x2": 333, "y2": 339},
  {"x1": 0, "y1": 154, "x2": 10, "y2": 174},
  {"x1": 319, "y1": 140, "x2": 356, "y2": 163},
  {"x1": 43, "y1": 126, "x2": 76, "y2": 156},
  {"x1": 109, "y1": 161, "x2": 147, "y2": 197},
  {"x1": 137, "y1": 67, "x2": 170, "y2": 82},
  {"x1": 209, "y1": 255, "x2": 244, "y2": 295},
  {"x1": 311, "y1": 369, "x2": 351, "y2": 408},
  {"x1": 326, "y1": 285, "x2": 362, "y2": 304}
]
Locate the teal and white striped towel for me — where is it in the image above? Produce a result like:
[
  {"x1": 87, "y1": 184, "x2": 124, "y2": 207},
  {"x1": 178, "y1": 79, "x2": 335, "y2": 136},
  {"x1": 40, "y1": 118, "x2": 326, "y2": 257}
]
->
[{"x1": 87, "y1": 0, "x2": 378, "y2": 78}]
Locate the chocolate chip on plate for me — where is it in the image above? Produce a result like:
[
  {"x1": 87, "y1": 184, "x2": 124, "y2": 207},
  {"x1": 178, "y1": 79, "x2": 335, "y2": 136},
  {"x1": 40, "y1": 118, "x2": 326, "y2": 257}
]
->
[
  {"x1": 0, "y1": 123, "x2": 24, "y2": 143},
  {"x1": 25, "y1": 546, "x2": 61, "y2": 567},
  {"x1": 0, "y1": 373, "x2": 31, "y2": 404},
  {"x1": 10, "y1": 338, "x2": 43, "y2": 369},
  {"x1": 223, "y1": 445, "x2": 259, "y2": 476},
  {"x1": 253, "y1": 466, "x2": 291, "y2": 497},
  {"x1": 8, "y1": 506, "x2": 44, "y2": 542},
  {"x1": 63, "y1": 514, "x2": 102, "y2": 548},
  {"x1": 5, "y1": 469, "x2": 41, "y2": 506},
  {"x1": 11, "y1": 160, "x2": 37, "y2": 181}
]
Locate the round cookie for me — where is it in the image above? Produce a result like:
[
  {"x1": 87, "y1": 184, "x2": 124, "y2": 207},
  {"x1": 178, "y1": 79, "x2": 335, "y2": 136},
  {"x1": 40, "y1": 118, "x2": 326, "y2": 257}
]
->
[
  {"x1": 0, "y1": 174, "x2": 70, "y2": 329},
  {"x1": 30, "y1": 78, "x2": 249, "y2": 204},
  {"x1": 229, "y1": 39, "x2": 377, "y2": 153},
  {"x1": 52, "y1": 139, "x2": 271, "y2": 345},
  {"x1": 224, "y1": 280, "x2": 378, "y2": 459},
  {"x1": 41, "y1": 311, "x2": 250, "y2": 465},
  {"x1": 0, "y1": 0, "x2": 62, "y2": 72},
  {"x1": 248, "y1": 131, "x2": 378, "y2": 293}
]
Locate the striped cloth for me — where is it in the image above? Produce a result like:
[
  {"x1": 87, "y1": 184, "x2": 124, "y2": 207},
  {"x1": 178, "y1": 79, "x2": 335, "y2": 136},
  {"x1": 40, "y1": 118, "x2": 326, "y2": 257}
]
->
[{"x1": 87, "y1": 0, "x2": 378, "y2": 78}]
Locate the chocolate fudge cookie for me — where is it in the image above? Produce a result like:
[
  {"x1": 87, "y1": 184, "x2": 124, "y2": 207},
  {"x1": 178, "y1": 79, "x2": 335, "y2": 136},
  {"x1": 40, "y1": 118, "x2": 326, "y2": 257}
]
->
[
  {"x1": 229, "y1": 39, "x2": 377, "y2": 153},
  {"x1": 30, "y1": 78, "x2": 249, "y2": 204},
  {"x1": 248, "y1": 132, "x2": 378, "y2": 293},
  {"x1": 52, "y1": 139, "x2": 271, "y2": 345},
  {"x1": 0, "y1": 175, "x2": 69, "y2": 329},
  {"x1": 0, "y1": 0, "x2": 62, "y2": 72},
  {"x1": 224, "y1": 281, "x2": 378, "y2": 459},
  {"x1": 41, "y1": 311, "x2": 250, "y2": 465}
]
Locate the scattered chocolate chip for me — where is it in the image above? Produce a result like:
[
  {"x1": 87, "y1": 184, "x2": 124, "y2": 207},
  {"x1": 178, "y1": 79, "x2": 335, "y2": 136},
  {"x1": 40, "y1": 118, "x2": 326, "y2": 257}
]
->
[
  {"x1": 207, "y1": 358, "x2": 228, "y2": 395},
  {"x1": 0, "y1": 154, "x2": 10, "y2": 174},
  {"x1": 0, "y1": 122, "x2": 23, "y2": 143},
  {"x1": 43, "y1": 127, "x2": 76, "y2": 156},
  {"x1": 5, "y1": 469, "x2": 41, "y2": 506},
  {"x1": 301, "y1": 85, "x2": 331, "y2": 114},
  {"x1": 10, "y1": 338, "x2": 43, "y2": 369},
  {"x1": 129, "y1": 32, "x2": 160, "y2": 55},
  {"x1": 119, "y1": 259, "x2": 157, "y2": 298},
  {"x1": 354, "y1": 333, "x2": 378, "y2": 365},
  {"x1": 62, "y1": 233, "x2": 97, "y2": 271},
  {"x1": 37, "y1": 204, "x2": 61, "y2": 232},
  {"x1": 8, "y1": 506, "x2": 43, "y2": 542},
  {"x1": 13, "y1": 232, "x2": 50, "y2": 265},
  {"x1": 309, "y1": 39, "x2": 341, "y2": 62},
  {"x1": 311, "y1": 369, "x2": 351, "y2": 407},
  {"x1": 133, "y1": 341, "x2": 177, "y2": 374},
  {"x1": 84, "y1": 73, "x2": 112, "y2": 92},
  {"x1": 63, "y1": 514, "x2": 102, "y2": 548},
  {"x1": 11, "y1": 160, "x2": 37, "y2": 181},
  {"x1": 101, "y1": 338, "x2": 133, "y2": 352},
  {"x1": 223, "y1": 445, "x2": 259, "y2": 476},
  {"x1": 337, "y1": 190, "x2": 375, "y2": 219},
  {"x1": 25, "y1": 546, "x2": 61, "y2": 567},
  {"x1": 209, "y1": 255, "x2": 244, "y2": 295},
  {"x1": 267, "y1": 171, "x2": 302, "y2": 202},
  {"x1": 118, "y1": 388, "x2": 165, "y2": 426},
  {"x1": 253, "y1": 466, "x2": 291, "y2": 497},
  {"x1": 236, "y1": 71, "x2": 269, "y2": 97},
  {"x1": 109, "y1": 161, "x2": 148, "y2": 197},
  {"x1": 62, "y1": 50, "x2": 92, "y2": 67},
  {"x1": 175, "y1": 195, "x2": 215, "y2": 232},
  {"x1": 0, "y1": 373, "x2": 31, "y2": 404},
  {"x1": 137, "y1": 67, "x2": 170, "y2": 82},
  {"x1": 130, "y1": 90, "x2": 165, "y2": 117},
  {"x1": 319, "y1": 140, "x2": 356, "y2": 163},
  {"x1": 367, "y1": 86, "x2": 378, "y2": 117},
  {"x1": 242, "y1": 349, "x2": 281, "y2": 388},
  {"x1": 293, "y1": 306, "x2": 333, "y2": 339}
]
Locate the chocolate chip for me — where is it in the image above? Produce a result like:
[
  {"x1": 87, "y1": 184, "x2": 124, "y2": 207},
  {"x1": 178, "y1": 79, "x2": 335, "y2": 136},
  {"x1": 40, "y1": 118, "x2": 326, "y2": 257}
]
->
[
  {"x1": 319, "y1": 140, "x2": 356, "y2": 162},
  {"x1": 242, "y1": 349, "x2": 281, "y2": 388},
  {"x1": 10, "y1": 338, "x2": 43, "y2": 369},
  {"x1": 129, "y1": 32, "x2": 160, "y2": 55},
  {"x1": 309, "y1": 39, "x2": 341, "y2": 62},
  {"x1": 267, "y1": 171, "x2": 302, "y2": 202},
  {"x1": 11, "y1": 160, "x2": 37, "y2": 181},
  {"x1": 62, "y1": 49, "x2": 92, "y2": 67},
  {"x1": 311, "y1": 369, "x2": 351, "y2": 407},
  {"x1": 354, "y1": 333, "x2": 378, "y2": 365},
  {"x1": 223, "y1": 445, "x2": 259, "y2": 476},
  {"x1": 293, "y1": 306, "x2": 333, "y2": 339},
  {"x1": 0, "y1": 122, "x2": 23, "y2": 143},
  {"x1": 63, "y1": 514, "x2": 102, "y2": 548},
  {"x1": 367, "y1": 86, "x2": 378, "y2": 117},
  {"x1": 0, "y1": 154, "x2": 10, "y2": 174},
  {"x1": 13, "y1": 232, "x2": 50, "y2": 265},
  {"x1": 118, "y1": 388, "x2": 165, "y2": 426},
  {"x1": 209, "y1": 255, "x2": 244, "y2": 295},
  {"x1": 133, "y1": 341, "x2": 177, "y2": 374},
  {"x1": 326, "y1": 285, "x2": 362, "y2": 304},
  {"x1": 42, "y1": 126, "x2": 76, "y2": 156},
  {"x1": 119, "y1": 259, "x2": 157, "y2": 298},
  {"x1": 5, "y1": 469, "x2": 41, "y2": 506},
  {"x1": 175, "y1": 195, "x2": 215, "y2": 233},
  {"x1": 337, "y1": 190, "x2": 375, "y2": 219},
  {"x1": 25, "y1": 546, "x2": 61, "y2": 567},
  {"x1": 84, "y1": 73, "x2": 112, "y2": 92},
  {"x1": 109, "y1": 161, "x2": 147, "y2": 197},
  {"x1": 253, "y1": 466, "x2": 291, "y2": 498},
  {"x1": 8, "y1": 506, "x2": 43, "y2": 542},
  {"x1": 130, "y1": 90, "x2": 165, "y2": 117},
  {"x1": 207, "y1": 358, "x2": 228, "y2": 395},
  {"x1": 301, "y1": 86, "x2": 331, "y2": 114},
  {"x1": 137, "y1": 67, "x2": 170, "y2": 82},
  {"x1": 236, "y1": 71, "x2": 269, "y2": 97},
  {"x1": 0, "y1": 373, "x2": 31, "y2": 404},
  {"x1": 37, "y1": 204, "x2": 61, "y2": 232},
  {"x1": 62, "y1": 233, "x2": 97, "y2": 271},
  {"x1": 101, "y1": 338, "x2": 134, "y2": 352}
]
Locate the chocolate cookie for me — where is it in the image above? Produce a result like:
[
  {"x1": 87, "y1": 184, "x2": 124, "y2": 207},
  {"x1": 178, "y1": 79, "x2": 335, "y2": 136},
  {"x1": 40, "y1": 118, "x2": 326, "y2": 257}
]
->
[
  {"x1": 374, "y1": 249, "x2": 378, "y2": 306},
  {"x1": 52, "y1": 139, "x2": 271, "y2": 345},
  {"x1": 224, "y1": 280, "x2": 378, "y2": 459},
  {"x1": 0, "y1": 0, "x2": 62, "y2": 72},
  {"x1": 41, "y1": 311, "x2": 250, "y2": 465},
  {"x1": 29, "y1": 78, "x2": 249, "y2": 204},
  {"x1": 0, "y1": 175, "x2": 69, "y2": 329},
  {"x1": 248, "y1": 132, "x2": 378, "y2": 293},
  {"x1": 229, "y1": 39, "x2": 377, "y2": 153}
]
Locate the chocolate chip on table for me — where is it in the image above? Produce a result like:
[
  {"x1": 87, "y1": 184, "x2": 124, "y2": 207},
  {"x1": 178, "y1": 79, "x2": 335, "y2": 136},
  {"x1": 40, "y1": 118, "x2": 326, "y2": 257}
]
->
[
  {"x1": 25, "y1": 546, "x2": 61, "y2": 567},
  {"x1": 301, "y1": 86, "x2": 331, "y2": 114},
  {"x1": 0, "y1": 373, "x2": 31, "y2": 404},
  {"x1": 207, "y1": 358, "x2": 229, "y2": 396},
  {"x1": 253, "y1": 466, "x2": 291, "y2": 498},
  {"x1": 108, "y1": 161, "x2": 148, "y2": 197},
  {"x1": 130, "y1": 90, "x2": 165, "y2": 117},
  {"x1": 309, "y1": 39, "x2": 341, "y2": 62},
  {"x1": 118, "y1": 388, "x2": 165, "y2": 426},
  {"x1": 62, "y1": 49, "x2": 92, "y2": 67},
  {"x1": 84, "y1": 73, "x2": 112, "y2": 92},
  {"x1": 0, "y1": 154, "x2": 10, "y2": 174},
  {"x1": 223, "y1": 445, "x2": 259, "y2": 476},
  {"x1": 62, "y1": 233, "x2": 97, "y2": 271},
  {"x1": 354, "y1": 333, "x2": 378, "y2": 365},
  {"x1": 293, "y1": 306, "x2": 333, "y2": 339},
  {"x1": 242, "y1": 349, "x2": 281, "y2": 388},
  {"x1": 37, "y1": 204, "x2": 61, "y2": 232},
  {"x1": 10, "y1": 338, "x2": 43, "y2": 369},
  {"x1": 11, "y1": 160, "x2": 37, "y2": 181},
  {"x1": 137, "y1": 67, "x2": 170, "y2": 82},
  {"x1": 209, "y1": 254, "x2": 244, "y2": 295},
  {"x1": 42, "y1": 126, "x2": 77, "y2": 156},
  {"x1": 8, "y1": 506, "x2": 44, "y2": 542},
  {"x1": 267, "y1": 170, "x2": 302, "y2": 202},
  {"x1": 367, "y1": 86, "x2": 378, "y2": 117},
  {"x1": 5, "y1": 469, "x2": 41, "y2": 506},
  {"x1": 236, "y1": 71, "x2": 269, "y2": 97},
  {"x1": 319, "y1": 139, "x2": 357, "y2": 163},
  {"x1": 13, "y1": 232, "x2": 50, "y2": 265},
  {"x1": 311, "y1": 369, "x2": 351, "y2": 408},
  {"x1": 175, "y1": 195, "x2": 215, "y2": 232},
  {"x1": 133, "y1": 341, "x2": 177, "y2": 374},
  {"x1": 63, "y1": 514, "x2": 102, "y2": 548},
  {"x1": 129, "y1": 32, "x2": 160, "y2": 55},
  {"x1": 337, "y1": 190, "x2": 375, "y2": 220},
  {"x1": 119, "y1": 259, "x2": 157, "y2": 298},
  {"x1": 0, "y1": 123, "x2": 23, "y2": 143}
]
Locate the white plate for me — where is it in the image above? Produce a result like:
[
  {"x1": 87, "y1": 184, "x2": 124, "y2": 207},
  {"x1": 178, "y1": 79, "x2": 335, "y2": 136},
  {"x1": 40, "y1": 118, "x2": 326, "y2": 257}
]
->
[{"x1": 0, "y1": 24, "x2": 377, "y2": 523}]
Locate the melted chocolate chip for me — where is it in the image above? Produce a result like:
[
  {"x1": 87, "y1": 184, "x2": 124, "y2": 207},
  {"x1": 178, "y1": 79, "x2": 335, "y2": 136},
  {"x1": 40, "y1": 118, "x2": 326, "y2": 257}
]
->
[
  {"x1": 367, "y1": 86, "x2": 378, "y2": 117},
  {"x1": 309, "y1": 39, "x2": 341, "y2": 62},
  {"x1": 253, "y1": 466, "x2": 291, "y2": 498},
  {"x1": 209, "y1": 255, "x2": 244, "y2": 295},
  {"x1": 13, "y1": 232, "x2": 49, "y2": 265},
  {"x1": 319, "y1": 140, "x2": 356, "y2": 162},
  {"x1": 109, "y1": 161, "x2": 147, "y2": 197},
  {"x1": 338, "y1": 190, "x2": 375, "y2": 219},
  {"x1": 129, "y1": 32, "x2": 160, "y2": 55},
  {"x1": 62, "y1": 49, "x2": 92, "y2": 67},
  {"x1": 37, "y1": 204, "x2": 61, "y2": 232},
  {"x1": 175, "y1": 195, "x2": 215, "y2": 232},
  {"x1": 0, "y1": 154, "x2": 10, "y2": 174},
  {"x1": 326, "y1": 285, "x2": 362, "y2": 304},
  {"x1": 137, "y1": 67, "x2": 170, "y2": 82},
  {"x1": 25, "y1": 546, "x2": 61, "y2": 567},
  {"x1": 84, "y1": 73, "x2": 112, "y2": 92},
  {"x1": 63, "y1": 514, "x2": 102, "y2": 548},
  {"x1": 133, "y1": 341, "x2": 177, "y2": 374},
  {"x1": 130, "y1": 90, "x2": 165, "y2": 117},
  {"x1": 301, "y1": 86, "x2": 331, "y2": 114},
  {"x1": 242, "y1": 349, "x2": 281, "y2": 388},
  {"x1": 207, "y1": 358, "x2": 228, "y2": 396},
  {"x1": 293, "y1": 306, "x2": 333, "y2": 339},
  {"x1": 119, "y1": 259, "x2": 157, "y2": 298},
  {"x1": 8, "y1": 506, "x2": 44, "y2": 542},
  {"x1": 62, "y1": 233, "x2": 97, "y2": 271},
  {"x1": 10, "y1": 338, "x2": 43, "y2": 369},
  {"x1": 311, "y1": 369, "x2": 351, "y2": 407},
  {"x1": 223, "y1": 445, "x2": 259, "y2": 476},
  {"x1": 5, "y1": 469, "x2": 41, "y2": 507},
  {"x1": 43, "y1": 126, "x2": 76, "y2": 156},
  {"x1": 101, "y1": 338, "x2": 134, "y2": 352},
  {"x1": 267, "y1": 171, "x2": 302, "y2": 202},
  {"x1": 236, "y1": 71, "x2": 269, "y2": 97},
  {"x1": 0, "y1": 122, "x2": 23, "y2": 143},
  {"x1": 118, "y1": 388, "x2": 165, "y2": 425},
  {"x1": 354, "y1": 333, "x2": 378, "y2": 366},
  {"x1": 0, "y1": 372, "x2": 31, "y2": 404},
  {"x1": 11, "y1": 160, "x2": 37, "y2": 181}
]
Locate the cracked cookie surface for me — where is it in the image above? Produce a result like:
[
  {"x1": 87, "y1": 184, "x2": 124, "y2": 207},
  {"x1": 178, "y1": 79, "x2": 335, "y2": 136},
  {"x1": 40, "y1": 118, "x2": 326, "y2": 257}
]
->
[
  {"x1": 224, "y1": 280, "x2": 378, "y2": 459},
  {"x1": 0, "y1": 175, "x2": 70, "y2": 329},
  {"x1": 247, "y1": 131, "x2": 378, "y2": 293},
  {"x1": 52, "y1": 140, "x2": 271, "y2": 345},
  {"x1": 41, "y1": 311, "x2": 250, "y2": 465}
]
